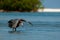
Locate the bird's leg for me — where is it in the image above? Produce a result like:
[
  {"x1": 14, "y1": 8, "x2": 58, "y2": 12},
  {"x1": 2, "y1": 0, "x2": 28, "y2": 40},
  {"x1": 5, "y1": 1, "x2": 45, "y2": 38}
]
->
[
  {"x1": 12, "y1": 28, "x2": 16, "y2": 32},
  {"x1": 15, "y1": 28, "x2": 16, "y2": 31}
]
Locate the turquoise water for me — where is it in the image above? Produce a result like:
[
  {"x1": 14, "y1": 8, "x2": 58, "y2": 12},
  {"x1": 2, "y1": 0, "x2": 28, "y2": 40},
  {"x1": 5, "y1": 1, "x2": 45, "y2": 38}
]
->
[{"x1": 0, "y1": 12, "x2": 60, "y2": 40}]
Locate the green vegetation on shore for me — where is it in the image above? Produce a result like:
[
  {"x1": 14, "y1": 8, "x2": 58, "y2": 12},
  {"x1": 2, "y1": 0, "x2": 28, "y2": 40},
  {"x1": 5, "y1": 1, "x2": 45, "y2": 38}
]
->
[{"x1": 0, "y1": 0, "x2": 44, "y2": 12}]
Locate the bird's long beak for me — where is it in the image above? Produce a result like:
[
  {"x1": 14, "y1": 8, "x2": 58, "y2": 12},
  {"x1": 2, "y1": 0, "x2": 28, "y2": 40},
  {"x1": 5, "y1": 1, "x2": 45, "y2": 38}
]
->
[{"x1": 28, "y1": 21, "x2": 33, "y2": 26}]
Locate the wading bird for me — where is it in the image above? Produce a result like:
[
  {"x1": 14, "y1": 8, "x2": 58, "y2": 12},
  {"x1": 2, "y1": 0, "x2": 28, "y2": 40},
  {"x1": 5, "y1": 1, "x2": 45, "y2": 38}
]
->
[{"x1": 8, "y1": 19, "x2": 33, "y2": 31}]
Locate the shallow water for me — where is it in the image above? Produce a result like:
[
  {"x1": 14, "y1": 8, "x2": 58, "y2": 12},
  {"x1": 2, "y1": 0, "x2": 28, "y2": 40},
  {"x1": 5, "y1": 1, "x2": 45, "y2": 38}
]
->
[{"x1": 0, "y1": 12, "x2": 60, "y2": 40}]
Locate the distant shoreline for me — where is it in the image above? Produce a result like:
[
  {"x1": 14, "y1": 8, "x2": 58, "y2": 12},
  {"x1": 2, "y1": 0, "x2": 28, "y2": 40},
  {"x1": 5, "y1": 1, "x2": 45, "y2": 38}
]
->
[
  {"x1": 0, "y1": 10, "x2": 4, "y2": 12},
  {"x1": 0, "y1": 8, "x2": 60, "y2": 12}
]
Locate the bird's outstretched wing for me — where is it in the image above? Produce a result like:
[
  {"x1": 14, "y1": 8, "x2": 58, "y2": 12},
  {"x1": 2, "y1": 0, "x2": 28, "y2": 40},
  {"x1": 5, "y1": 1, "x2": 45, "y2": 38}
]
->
[{"x1": 28, "y1": 22, "x2": 33, "y2": 26}]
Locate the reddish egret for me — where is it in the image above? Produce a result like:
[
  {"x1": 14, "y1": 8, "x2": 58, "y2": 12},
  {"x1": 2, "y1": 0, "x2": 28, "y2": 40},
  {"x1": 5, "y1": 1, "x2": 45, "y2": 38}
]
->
[{"x1": 8, "y1": 19, "x2": 33, "y2": 31}]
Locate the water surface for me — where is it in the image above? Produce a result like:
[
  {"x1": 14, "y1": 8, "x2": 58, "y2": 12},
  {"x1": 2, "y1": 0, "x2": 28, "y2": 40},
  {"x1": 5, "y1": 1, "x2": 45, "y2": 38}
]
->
[{"x1": 0, "y1": 12, "x2": 60, "y2": 40}]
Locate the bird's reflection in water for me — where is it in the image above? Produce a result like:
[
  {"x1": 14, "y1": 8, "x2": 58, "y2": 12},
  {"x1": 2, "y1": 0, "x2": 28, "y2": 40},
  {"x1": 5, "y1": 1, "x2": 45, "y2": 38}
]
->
[{"x1": 8, "y1": 30, "x2": 23, "y2": 34}]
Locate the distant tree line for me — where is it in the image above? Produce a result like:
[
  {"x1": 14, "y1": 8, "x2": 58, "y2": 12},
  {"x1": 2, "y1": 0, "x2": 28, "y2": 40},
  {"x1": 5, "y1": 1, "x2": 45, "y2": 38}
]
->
[{"x1": 0, "y1": 0, "x2": 44, "y2": 12}]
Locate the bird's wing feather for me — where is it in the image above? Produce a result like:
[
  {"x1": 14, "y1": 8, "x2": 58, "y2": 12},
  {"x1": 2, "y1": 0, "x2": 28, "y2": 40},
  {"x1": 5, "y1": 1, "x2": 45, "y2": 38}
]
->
[{"x1": 28, "y1": 22, "x2": 33, "y2": 26}]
